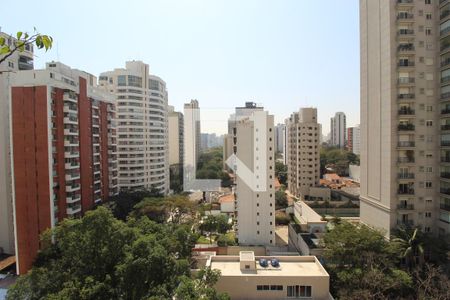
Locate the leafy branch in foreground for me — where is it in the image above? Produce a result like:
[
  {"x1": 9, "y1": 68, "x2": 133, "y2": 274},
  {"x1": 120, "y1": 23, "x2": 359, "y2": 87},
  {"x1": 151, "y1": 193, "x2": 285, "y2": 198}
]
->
[{"x1": 0, "y1": 28, "x2": 53, "y2": 65}]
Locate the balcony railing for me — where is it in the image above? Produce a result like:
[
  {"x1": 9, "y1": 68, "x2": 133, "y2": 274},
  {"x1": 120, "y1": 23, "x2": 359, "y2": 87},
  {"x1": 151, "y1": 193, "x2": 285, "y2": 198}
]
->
[
  {"x1": 397, "y1": 13, "x2": 414, "y2": 20},
  {"x1": 398, "y1": 108, "x2": 415, "y2": 115},
  {"x1": 397, "y1": 220, "x2": 414, "y2": 226},
  {"x1": 441, "y1": 10, "x2": 450, "y2": 20},
  {"x1": 442, "y1": 58, "x2": 450, "y2": 68},
  {"x1": 442, "y1": 124, "x2": 450, "y2": 130},
  {"x1": 441, "y1": 172, "x2": 450, "y2": 179},
  {"x1": 442, "y1": 157, "x2": 450, "y2": 163},
  {"x1": 441, "y1": 26, "x2": 450, "y2": 37},
  {"x1": 398, "y1": 157, "x2": 415, "y2": 163},
  {"x1": 441, "y1": 42, "x2": 450, "y2": 52},
  {"x1": 442, "y1": 108, "x2": 450, "y2": 114},
  {"x1": 398, "y1": 141, "x2": 415, "y2": 147},
  {"x1": 397, "y1": 45, "x2": 415, "y2": 52},
  {"x1": 398, "y1": 93, "x2": 415, "y2": 99},
  {"x1": 440, "y1": 204, "x2": 450, "y2": 211},
  {"x1": 398, "y1": 123, "x2": 415, "y2": 131},
  {"x1": 398, "y1": 61, "x2": 415, "y2": 67},
  {"x1": 441, "y1": 188, "x2": 450, "y2": 195},
  {"x1": 398, "y1": 189, "x2": 415, "y2": 195},
  {"x1": 398, "y1": 29, "x2": 414, "y2": 36},
  {"x1": 397, "y1": 0, "x2": 413, "y2": 4},
  {"x1": 398, "y1": 78, "x2": 415, "y2": 84},
  {"x1": 397, "y1": 204, "x2": 415, "y2": 210},
  {"x1": 442, "y1": 76, "x2": 450, "y2": 84},
  {"x1": 442, "y1": 92, "x2": 450, "y2": 100},
  {"x1": 441, "y1": 140, "x2": 450, "y2": 146},
  {"x1": 398, "y1": 173, "x2": 415, "y2": 179}
]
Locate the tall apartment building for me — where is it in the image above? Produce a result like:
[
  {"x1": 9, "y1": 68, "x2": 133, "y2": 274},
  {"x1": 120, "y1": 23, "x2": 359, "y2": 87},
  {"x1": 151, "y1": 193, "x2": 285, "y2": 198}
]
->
[
  {"x1": 347, "y1": 125, "x2": 361, "y2": 155},
  {"x1": 99, "y1": 61, "x2": 169, "y2": 195},
  {"x1": 183, "y1": 100, "x2": 201, "y2": 190},
  {"x1": 235, "y1": 110, "x2": 275, "y2": 245},
  {"x1": 360, "y1": 0, "x2": 449, "y2": 237},
  {"x1": 168, "y1": 106, "x2": 184, "y2": 192},
  {"x1": 330, "y1": 112, "x2": 346, "y2": 148},
  {"x1": 275, "y1": 123, "x2": 285, "y2": 154},
  {"x1": 0, "y1": 62, "x2": 118, "y2": 274},
  {"x1": 0, "y1": 31, "x2": 35, "y2": 264},
  {"x1": 286, "y1": 108, "x2": 321, "y2": 198},
  {"x1": 224, "y1": 102, "x2": 264, "y2": 171},
  {"x1": 168, "y1": 106, "x2": 184, "y2": 166}
]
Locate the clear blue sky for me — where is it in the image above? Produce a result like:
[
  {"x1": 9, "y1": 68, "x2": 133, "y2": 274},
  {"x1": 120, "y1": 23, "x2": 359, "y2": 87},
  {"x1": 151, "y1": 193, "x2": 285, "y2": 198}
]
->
[{"x1": 2, "y1": 0, "x2": 360, "y2": 135}]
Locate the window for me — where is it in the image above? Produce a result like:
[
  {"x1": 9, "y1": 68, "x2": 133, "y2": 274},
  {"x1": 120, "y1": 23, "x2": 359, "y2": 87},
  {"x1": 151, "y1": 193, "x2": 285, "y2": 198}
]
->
[
  {"x1": 425, "y1": 212, "x2": 432, "y2": 218},
  {"x1": 127, "y1": 75, "x2": 142, "y2": 87},
  {"x1": 425, "y1": 28, "x2": 432, "y2": 36},
  {"x1": 287, "y1": 285, "x2": 312, "y2": 298},
  {"x1": 426, "y1": 120, "x2": 433, "y2": 126},
  {"x1": 118, "y1": 75, "x2": 126, "y2": 86},
  {"x1": 426, "y1": 13, "x2": 432, "y2": 19},
  {"x1": 245, "y1": 265, "x2": 250, "y2": 269},
  {"x1": 425, "y1": 181, "x2": 432, "y2": 188},
  {"x1": 425, "y1": 0, "x2": 431, "y2": 4}
]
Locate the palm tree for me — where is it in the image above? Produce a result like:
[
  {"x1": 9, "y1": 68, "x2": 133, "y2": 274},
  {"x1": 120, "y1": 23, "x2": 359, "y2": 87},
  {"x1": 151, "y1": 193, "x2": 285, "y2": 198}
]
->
[{"x1": 392, "y1": 227, "x2": 424, "y2": 269}]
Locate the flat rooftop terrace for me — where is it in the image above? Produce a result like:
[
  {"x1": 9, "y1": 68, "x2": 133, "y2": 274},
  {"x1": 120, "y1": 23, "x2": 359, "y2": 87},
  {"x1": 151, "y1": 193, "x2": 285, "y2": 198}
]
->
[{"x1": 209, "y1": 255, "x2": 328, "y2": 277}]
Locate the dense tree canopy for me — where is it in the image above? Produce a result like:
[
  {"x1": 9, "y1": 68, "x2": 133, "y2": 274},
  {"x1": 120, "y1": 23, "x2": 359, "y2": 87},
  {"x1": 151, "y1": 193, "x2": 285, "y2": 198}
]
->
[
  {"x1": 6, "y1": 207, "x2": 228, "y2": 300},
  {"x1": 323, "y1": 222, "x2": 449, "y2": 299},
  {"x1": 320, "y1": 146, "x2": 359, "y2": 176},
  {"x1": 196, "y1": 147, "x2": 232, "y2": 187}
]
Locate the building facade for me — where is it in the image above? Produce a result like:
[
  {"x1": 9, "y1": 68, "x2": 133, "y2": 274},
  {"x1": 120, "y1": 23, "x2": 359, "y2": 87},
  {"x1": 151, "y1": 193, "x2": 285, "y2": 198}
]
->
[
  {"x1": 360, "y1": 0, "x2": 449, "y2": 237},
  {"x1": 286, "y1": 108, "x2": 321, "y2": 198},
  {"x1": 235, "y1": 110, "x2": 275, "y2": 245},
  {"x1": 0, "y1": 31, "x2": 35, "y2": 257},
  {"x1": 99, "y1": 61, "x2": 169, "y2": 194},
  {"x1": 0, "y1": 62, "x2": 118, "y2": 274},
  {"x1": 275, "y1": 123, "x2": 285, "y2": 154},
  {"x1": 207, "y1": 251, "x2": 331, "y2": 300},
  {"x1": 183, "y1": 100, "x2": 201, "y2": 190},
  {"x1": 347, "y1": 125, "x2": 361, "y2": 155},
  {"x1": 330, "y1": 112, "x2": 346, "y2": 148}
]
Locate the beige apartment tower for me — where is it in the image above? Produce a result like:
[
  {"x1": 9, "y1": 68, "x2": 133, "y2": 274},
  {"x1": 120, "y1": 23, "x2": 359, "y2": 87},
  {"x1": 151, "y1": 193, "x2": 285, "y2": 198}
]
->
[
  {"x1": 360, "y1": 0, "x2": 449, "y2": 237},
  {"x1": 235, "y1": 110, "x2": 276, "y2": 246},
  {"x1": 286, "y1": 108, "x2": 321, "y2": 198}
]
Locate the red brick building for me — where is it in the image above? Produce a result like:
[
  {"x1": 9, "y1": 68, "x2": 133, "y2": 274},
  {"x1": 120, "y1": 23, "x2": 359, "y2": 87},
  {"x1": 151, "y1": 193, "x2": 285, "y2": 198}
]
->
[{"x1": 5, "y1": 62, "x2": 118, "y2": 274}]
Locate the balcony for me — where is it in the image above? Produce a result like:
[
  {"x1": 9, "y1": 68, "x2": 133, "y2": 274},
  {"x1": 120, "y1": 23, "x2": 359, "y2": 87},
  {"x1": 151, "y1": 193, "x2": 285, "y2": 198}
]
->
[
  {"x1": 398, "y1": 61, "x2": 415, "y2": 68},
  {"x1": 397, "y1": 13, "x2": 414, "y2": 21},
  {"x1": 397, "y1": 220, "x2": 414, "y2": 226},
  {"x1": 65, "y1": 162, "x2": 79, "y2": 169},
  {"x1": 63, "y1": 93, "x2": 77, "y2": 103},
  {"x1": 398, "y1": 157, "x2": 415, "y2": 163},
  {"x1": 398, "y1": 93, "x2": 415, "y2": 100},
  {"x1": 442, "y1": 124, "x2": 450, "y2": 130},
  {"x1": 398, "y1": 189, "x2": 415, "y2": 195},
  {"x1": 442, "y1": 92, "x2": 450, "y2": 100},
  {"x1": 441, "y1": 172, "x2": 450, "y2": 179},
  {"x1": 441, "y1": 188, "x2": 450, "y2": 195},
  {"x1": 398, "y1": 173, "x2": 415, "y2": 179},
  {"x1": 66, "y1": 204, "x2": 82, "y2": 215},
  {"x1": 398, "y1": 141, "x2": 415, "y2": 147},
  {"x1": 442, "y1": 108, "x2": 450, "y2": 115},
  {"x1": 441, "y1": 140, "x2": 450, "y2": 146},
  {"x1": 442, "y1": 58, "x2": 450, "y2": 69},
  {"x1": 397, "y1": 45, "x2": 415, "y2": 53},
  {"x1": 440, "y1": 204, "x2": 450, "y2": 211},
  {"x1": 64, "y1": 151, "x2": 79, "y2": 158},
  {"x1": 397, "y1": 29, "x2": 414, "y2": 38},
  {"x1": 441, "y1": 9, "x2": 450, "y2": 20},
  {"x1": 63, "y1": 116, "x2": 78, "y2": 125},
  {"x1": 63, "y1": 105, "x2": 78, "y2": 113},
  {"x1": 64, "y1": 128, "x2": 78, "y2": 135},
  {"x1": 65, "y1": 173, "x2": 80, "y2": 181},
  {"x1": 442, "y1": 75, "x2": 450, "y2": 85},
  {"x1": 441, "y1": 41, "x2": 450, "y2": 53},
  {"x1": 398, "y1": 108, "x2": 415, "y2": 115},
  {"x1": 64, "y1": 139, "x2": 79, "y2": 147},
  {"x1": 397, "y1": 0, "x2": 413, "y2": 5},
  {"x1": 66, "y1": 194, "x2": 81, "y2": 203},
  {"x1": 441, "y1": 26, "x2": 450, "y2": 37},
  {"x1": 397, "y1": 204, "x2": 415, "y2": 210},
  {"x1": 66, "y1": 184, "x2": 80, "y2": 192},
  {"x1": 441, "y1": 157, "x2": 450, "y2": 163},
  {"x1": 398, "y1": 123, "x2": 415, "y2": 131},
  {"x1": 398, "y1": 77, "x2": 415, "y2": 85}
]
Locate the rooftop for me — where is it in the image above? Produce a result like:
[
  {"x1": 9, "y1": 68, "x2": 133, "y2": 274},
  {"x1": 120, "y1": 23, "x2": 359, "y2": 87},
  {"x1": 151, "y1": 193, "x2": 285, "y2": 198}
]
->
[
  {"x1": 208, "y1": 252, "x2": 329, "y2": 277},
  {"x1": 219, "y1": 194, "x2": 234, "y2": 203}
]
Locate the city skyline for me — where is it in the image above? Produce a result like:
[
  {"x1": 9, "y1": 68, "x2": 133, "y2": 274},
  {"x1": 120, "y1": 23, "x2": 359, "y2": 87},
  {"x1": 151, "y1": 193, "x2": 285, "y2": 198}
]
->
[{"x1": 1, "y1": 0, "x2": 360, "y2": 135}]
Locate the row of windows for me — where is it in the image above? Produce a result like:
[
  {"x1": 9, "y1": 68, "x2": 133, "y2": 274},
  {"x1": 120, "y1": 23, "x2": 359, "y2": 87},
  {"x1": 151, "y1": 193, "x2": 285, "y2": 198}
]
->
[{"x1": 256, "y1": 285, "x2": 283, "y2": 291}]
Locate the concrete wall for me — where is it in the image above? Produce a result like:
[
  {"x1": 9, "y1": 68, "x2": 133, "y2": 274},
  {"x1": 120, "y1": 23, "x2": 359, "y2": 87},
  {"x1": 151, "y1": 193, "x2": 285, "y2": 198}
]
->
[{"x1": 349, "y1": 164, "x2": 360, "y2": 183}]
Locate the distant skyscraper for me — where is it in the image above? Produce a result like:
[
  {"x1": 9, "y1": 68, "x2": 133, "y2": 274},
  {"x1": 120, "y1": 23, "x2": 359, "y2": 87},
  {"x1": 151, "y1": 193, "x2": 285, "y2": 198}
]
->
[
  {"x1": 235, "y1": 110, "x2": 275, "y2": 245},
  {"x1": 99, "y1": 61, "x2": 169, "y2": 194},
  {"x1": 360, "y1": 0, "x2": 448, "y2": 237},
  {"x1": 184, "y1": 100, "x2": 201, "y2": 189},
  {"x1": 330, "y1": 112, "x2": 346, "y2": 148},
  {"x1": 168, "y1": 106, "x2": 184, "y2": 166},
  {"x1": 347, "y1": 125, "x2": 361, "y2": 155},
  {"x1": 286, "y1": 108, "x2": 321, "y2": 198},
  {"x1": 0, "y1": 62, "x2": 118, "y2": 274},
  {"x1": 275, "y1": 123, "x2": 285, "y2": 153}
]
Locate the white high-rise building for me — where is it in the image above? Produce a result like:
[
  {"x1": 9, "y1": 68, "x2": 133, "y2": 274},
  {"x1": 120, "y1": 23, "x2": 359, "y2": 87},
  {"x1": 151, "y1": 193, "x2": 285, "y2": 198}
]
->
[
  {"x1": 183, "y1": 99, "x2": 201, "y2": 190},
  {"x1": 286, "y1": 108, "x2": 321, "y2": 198},
  {"x1": 330, "y1": 112, "x2": 346, "y2": 148},
  {"x1": 99, "y1": 61, "x2": 169, "y2": 195},
  {"x1": 235, "y1": 110, "x2": 275, "y2": 246},
  {"x1": 168, "y1": 106, "x2": 184, "y2": 166},
  {"x1": 360, "y1": 0, "x2": 449, "y2": 237}
]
